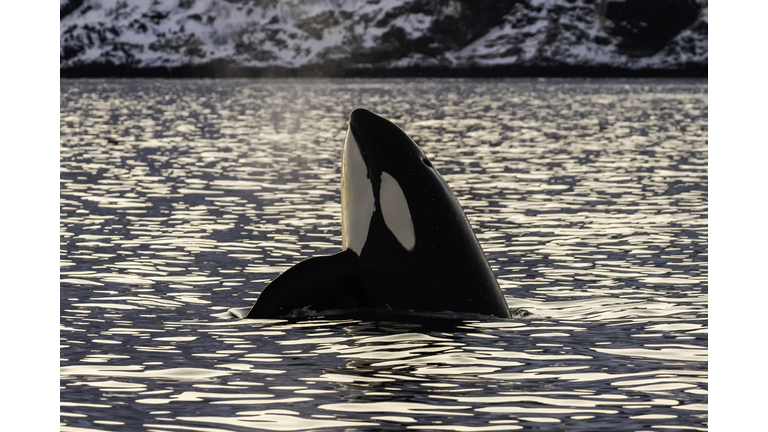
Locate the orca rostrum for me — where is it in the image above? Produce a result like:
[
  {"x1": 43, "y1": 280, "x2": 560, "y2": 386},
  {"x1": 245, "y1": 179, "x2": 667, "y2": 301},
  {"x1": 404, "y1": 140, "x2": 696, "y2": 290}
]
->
[{"x1": 244, "y1": 108, "x2": 511, "y2": 319}]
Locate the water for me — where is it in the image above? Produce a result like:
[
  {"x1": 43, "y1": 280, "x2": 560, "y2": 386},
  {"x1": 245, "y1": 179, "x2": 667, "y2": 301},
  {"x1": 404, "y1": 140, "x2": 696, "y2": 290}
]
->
[{"x1": 60, "y1": 78, "x2": 708, "y2": 431}]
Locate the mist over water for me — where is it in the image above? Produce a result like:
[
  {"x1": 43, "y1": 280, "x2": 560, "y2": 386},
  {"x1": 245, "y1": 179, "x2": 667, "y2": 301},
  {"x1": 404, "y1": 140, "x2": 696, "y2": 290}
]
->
[{"x1": 60, "y1": 78, "x2": 707, "y2": 431}]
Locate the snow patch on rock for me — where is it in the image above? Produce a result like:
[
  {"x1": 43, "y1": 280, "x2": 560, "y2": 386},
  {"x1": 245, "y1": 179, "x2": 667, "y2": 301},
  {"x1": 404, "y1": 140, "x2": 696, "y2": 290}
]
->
[{"x1": 60, "y1": 0, "x2": 707, "y2": 71}]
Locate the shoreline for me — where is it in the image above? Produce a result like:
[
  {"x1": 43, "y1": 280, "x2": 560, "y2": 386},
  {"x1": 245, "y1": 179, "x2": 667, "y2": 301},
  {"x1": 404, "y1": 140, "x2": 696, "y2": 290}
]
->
[{"x1": 60, "y1": 62, "x2": 707, "y2": 79}]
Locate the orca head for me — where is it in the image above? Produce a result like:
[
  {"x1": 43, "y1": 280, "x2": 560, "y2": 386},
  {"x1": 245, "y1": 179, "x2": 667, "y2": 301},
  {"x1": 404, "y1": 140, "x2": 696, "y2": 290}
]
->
[
  {"x1": 341, "y1": 108, "x2": 437, "y2": 255},
  {"x1": 247, "y1": 108, "x2": 513, "y2": 319}
]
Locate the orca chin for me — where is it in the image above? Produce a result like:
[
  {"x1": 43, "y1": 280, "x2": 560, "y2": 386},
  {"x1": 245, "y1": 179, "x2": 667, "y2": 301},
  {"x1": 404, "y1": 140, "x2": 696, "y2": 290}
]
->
[{"x1": 243, "y1": 108, "x2": 513, "y2": 320}]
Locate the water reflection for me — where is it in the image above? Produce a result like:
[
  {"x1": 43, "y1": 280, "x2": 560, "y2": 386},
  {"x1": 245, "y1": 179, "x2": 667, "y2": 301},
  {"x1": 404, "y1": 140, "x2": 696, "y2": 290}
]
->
[{"x1": 61, "y1": 78, "x2": 706, "y2": 431}]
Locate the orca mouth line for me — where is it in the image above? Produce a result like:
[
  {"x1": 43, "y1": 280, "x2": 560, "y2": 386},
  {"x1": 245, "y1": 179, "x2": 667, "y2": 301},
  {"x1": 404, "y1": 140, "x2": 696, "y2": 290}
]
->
[{"x1": 347, "y1": 118, "x2": 376, "y2": 180}]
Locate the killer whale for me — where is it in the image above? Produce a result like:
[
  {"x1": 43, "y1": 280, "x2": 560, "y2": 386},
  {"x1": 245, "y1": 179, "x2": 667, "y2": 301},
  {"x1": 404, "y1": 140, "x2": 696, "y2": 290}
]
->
[{"x1": 244, "y1": 108, "x2": 511, "y2": 319}]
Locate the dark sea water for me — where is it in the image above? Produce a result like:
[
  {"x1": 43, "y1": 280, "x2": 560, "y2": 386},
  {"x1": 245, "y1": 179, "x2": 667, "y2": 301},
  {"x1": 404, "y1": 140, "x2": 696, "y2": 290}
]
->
[{"x1": 60, "y1": 78, "x2": 708, "y2": 431}]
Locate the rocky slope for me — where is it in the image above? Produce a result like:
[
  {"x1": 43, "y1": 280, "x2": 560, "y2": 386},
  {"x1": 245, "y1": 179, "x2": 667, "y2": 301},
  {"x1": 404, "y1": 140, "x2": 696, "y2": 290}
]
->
[{"x1": 60, "y1": 0, "x2": 707, "y2": 76}]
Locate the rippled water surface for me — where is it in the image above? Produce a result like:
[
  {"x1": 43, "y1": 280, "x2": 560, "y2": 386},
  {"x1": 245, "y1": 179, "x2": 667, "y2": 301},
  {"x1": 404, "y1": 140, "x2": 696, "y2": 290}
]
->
[{"x1": 60, "y1": 78, "x2": 708, "y2": 431}]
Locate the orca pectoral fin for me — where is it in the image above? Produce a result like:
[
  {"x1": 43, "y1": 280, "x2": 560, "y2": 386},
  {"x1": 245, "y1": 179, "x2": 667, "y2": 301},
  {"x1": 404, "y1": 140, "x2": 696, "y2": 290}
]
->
[{"x1": 245, "y1": 249, "x2": 360, "y2": 319}]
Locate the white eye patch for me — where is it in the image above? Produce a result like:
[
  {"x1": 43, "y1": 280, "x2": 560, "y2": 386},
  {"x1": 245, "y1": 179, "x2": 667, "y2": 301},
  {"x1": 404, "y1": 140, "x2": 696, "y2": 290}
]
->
[
  {"x1": 380, "y1": 171, "x2": 415, "y2": 251},
  {"x1": 341, "y1": 130, "x2": 375, "y2": 255}
]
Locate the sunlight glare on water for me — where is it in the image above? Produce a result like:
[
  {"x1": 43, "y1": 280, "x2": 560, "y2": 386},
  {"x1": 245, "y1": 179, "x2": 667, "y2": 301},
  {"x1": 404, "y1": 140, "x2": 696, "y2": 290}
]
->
[{"x1": 60, "y1": 78, "x2": 707, "y2": 431}]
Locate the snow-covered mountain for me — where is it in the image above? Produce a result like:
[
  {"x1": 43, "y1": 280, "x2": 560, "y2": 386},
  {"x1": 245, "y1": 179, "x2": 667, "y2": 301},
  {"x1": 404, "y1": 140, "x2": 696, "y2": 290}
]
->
[{"x1": 60, "y1": 0, "x2": 707, "y2": 75}]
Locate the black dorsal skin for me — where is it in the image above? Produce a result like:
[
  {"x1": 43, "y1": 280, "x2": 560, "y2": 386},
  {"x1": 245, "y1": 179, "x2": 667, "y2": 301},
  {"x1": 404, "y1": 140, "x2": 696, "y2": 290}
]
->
[{"x1": 246, "y1": 108, "x2": 511, "y2": 319}]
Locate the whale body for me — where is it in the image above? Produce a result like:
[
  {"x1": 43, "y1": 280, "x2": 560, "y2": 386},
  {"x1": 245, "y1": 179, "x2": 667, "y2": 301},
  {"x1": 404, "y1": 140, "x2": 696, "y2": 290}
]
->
[{"x1": 244, "y1": 108, "x2": 511, "y2": 319}]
